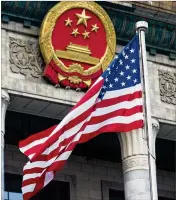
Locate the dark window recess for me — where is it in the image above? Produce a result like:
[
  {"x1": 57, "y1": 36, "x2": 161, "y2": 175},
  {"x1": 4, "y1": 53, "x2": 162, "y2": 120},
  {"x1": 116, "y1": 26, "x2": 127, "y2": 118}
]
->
[
  {"x1": 159, "y1": 197, "x2": 175, "y2": 200},
  {"x1": 109, "y1": 189, "x2": 125, "y2": 200},
  {"x1": 5, "y1": 173, "x2": 70, "y2": 200}
]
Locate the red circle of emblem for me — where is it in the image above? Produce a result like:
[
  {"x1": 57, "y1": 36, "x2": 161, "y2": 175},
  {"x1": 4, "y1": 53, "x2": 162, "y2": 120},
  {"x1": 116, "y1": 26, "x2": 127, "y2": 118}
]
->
[{"x1": 40, "y1": 2, "x2": 116, "y2": 90}]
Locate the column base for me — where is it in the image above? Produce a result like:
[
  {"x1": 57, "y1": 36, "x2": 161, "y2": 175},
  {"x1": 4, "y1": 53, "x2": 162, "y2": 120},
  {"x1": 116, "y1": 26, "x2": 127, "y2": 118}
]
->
[{"x1": 124, "y1": 169, "x2": 150, "y2": 200}]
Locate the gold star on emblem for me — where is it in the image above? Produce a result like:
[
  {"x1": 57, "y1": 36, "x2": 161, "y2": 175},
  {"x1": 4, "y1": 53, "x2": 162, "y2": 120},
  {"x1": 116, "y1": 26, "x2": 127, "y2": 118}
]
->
[
  {"x1": 71, "y1": 28, "x2": 80, "y2": 37},
  {"x1": 82, "y1": 30, "x2": 90, "y2": 39},
  {"x1": 91, "y1": 24, "x2": 99, "y2": 32},
  {"x1": 65, "y1": 18, "x2": 72, "y2": 26},
  {"x1": 75, "y1": 9, "x2": 91, "y2": 27}
]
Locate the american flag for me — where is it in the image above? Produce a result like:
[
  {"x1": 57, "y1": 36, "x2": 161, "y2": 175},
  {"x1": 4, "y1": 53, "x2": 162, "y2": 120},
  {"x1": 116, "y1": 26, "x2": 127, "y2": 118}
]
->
[{"x1": 19, "y1": 35, "x2": 143, "y2": 200}]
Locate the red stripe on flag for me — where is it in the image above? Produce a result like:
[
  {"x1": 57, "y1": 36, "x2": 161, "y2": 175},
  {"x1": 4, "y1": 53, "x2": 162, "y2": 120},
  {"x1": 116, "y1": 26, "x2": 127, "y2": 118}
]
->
[
  {"x1": 96, "y1": 90, "x2": 142, "y2": 108},
  {"x1": 19, "y1": 125, "x2": 57, "y2": 149}
]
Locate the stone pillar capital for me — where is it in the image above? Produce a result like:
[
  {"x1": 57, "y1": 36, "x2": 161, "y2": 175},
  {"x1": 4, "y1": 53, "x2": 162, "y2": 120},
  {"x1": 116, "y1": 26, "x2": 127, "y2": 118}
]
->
[
  {"x1": 151, "y1": 117, "x2": 160, "y2": 158},
  {"x1": 118, "y1": 128, "x2": 148, "y2": 174},
  {"x1": 118, "y1": 128, "x2": 148, "y2": 160},
  {"x1": 152, "y1": 117, "x2": 160, "y2": 136},
  {"x1": 118, "y1": 119, "x2": 160, "y2": 174},
  {"x1": 1, "y1": 89, "x2": 10, "y2": 103},
  {"x1": 1, "y1": 89, "x2": 10, "y2": 147}
]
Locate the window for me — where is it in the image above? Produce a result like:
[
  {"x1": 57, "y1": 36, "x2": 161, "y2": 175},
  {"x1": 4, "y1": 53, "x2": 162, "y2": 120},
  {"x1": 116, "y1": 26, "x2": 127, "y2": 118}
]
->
[
  {"x1": 5, "y1": 173, "x2": 70, "y2": 200},
  {"x1": 31, "y1": 180, "x2": 70, "y2": 200},
  {"x1": 109, "y1": 189, "x2": 125, "y2": 200},
  {"x1": 5, "y1": 173, "x2": 22, "y2": 200},
  {"x1": 109, "y1": 190, "x2": 176, "y2": 200},
  {"x1": 158, "y1": 197, "x2": 175, "y2": 200}
]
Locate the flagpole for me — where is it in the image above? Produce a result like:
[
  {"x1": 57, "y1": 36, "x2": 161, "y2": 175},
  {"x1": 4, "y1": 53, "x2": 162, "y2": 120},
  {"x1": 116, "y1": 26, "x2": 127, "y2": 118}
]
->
[{"x1": 136, "y1": 21, "x2": 158, "y2": 200}]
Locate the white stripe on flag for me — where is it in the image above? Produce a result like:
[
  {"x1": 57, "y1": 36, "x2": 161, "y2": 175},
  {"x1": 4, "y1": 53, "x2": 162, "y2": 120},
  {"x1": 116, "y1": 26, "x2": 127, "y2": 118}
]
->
[
  {"x1": 24, "y1": 157, "x2": 57, "y2": 170},
  {"x1": 55, "y1": 151, "x2": 72, "y2": 162},
  {"x1": 44, "y1": 171, "x2": 54, "y2": 187},
  {"x1": 22, "y1": 184, "x2": 35, "y2": 194},
  {"x1": 83, "y1": 113, "x2": 143, "y2": 134},
  {"x1": 92, "y1": 98, "x2": 142, "y2": 116},
  {"x1": 23, "y1": 173, "x2": 42, "y2": 181},
  {"x1": 103, "y1": 83, "x2": 142, "y2": 99}
]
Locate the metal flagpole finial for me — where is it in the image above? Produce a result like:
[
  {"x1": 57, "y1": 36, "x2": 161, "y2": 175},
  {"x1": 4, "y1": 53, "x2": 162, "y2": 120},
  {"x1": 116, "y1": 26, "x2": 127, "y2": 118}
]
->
[{"x1": 135, "y1": 21, "x2": 148, "y2": 32}]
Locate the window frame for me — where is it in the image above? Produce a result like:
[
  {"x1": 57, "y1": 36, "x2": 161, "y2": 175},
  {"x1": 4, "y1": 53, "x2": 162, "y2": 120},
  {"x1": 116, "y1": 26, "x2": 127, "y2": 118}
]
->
[
  {"x1": 101, "y1": 180, "x2": 124, "y2": 200},
  {"x1": 158, "y1": 190, "x2": 176, "y2": 200}
]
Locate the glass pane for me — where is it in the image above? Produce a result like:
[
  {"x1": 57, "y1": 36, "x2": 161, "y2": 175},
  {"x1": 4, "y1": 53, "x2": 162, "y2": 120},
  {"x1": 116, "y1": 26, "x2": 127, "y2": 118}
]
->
[
  {"x1": 4, "y1": 191, "x2": 8, "y2": 200},
  {"x1": 9, "y1": 192, "x2": 23, "y2": 200}
]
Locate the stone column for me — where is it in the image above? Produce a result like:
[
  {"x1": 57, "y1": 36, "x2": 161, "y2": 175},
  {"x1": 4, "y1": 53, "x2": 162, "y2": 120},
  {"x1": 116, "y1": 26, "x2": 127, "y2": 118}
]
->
[
  {"x1": 1, "y1": 89, "x2": 10, "y2": 200},
  {"x1": 118, "y1": 118, "x2": 159, "y2": 200}
]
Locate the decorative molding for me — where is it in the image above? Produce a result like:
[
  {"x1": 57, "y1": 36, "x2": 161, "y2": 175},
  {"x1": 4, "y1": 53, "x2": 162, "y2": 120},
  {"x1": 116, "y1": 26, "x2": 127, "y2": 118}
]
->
[
  {"x1": 9, "y1": 37, "x2": 44, "y2": 78},
  {"x1": 122, "y1": 155, "x2": 149, "y2": 174},
  {"x1": 159, "y1": 69, "x2": 176, "y2": 105}
]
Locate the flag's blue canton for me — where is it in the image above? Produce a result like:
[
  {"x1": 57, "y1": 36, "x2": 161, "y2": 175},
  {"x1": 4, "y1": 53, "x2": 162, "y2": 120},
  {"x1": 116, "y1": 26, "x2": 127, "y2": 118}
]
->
[{"x1": 99, "y1": 35, "x2": 140, "y2": 99}]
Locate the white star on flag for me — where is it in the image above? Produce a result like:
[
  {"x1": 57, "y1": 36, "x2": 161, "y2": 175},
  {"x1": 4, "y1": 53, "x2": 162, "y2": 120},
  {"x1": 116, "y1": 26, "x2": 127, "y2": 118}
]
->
[
  {"x1": 126, "y1": 75, "x2": 131, "y2": 80},
  {"x1": 125, "y1": 65, "x2": 130, "y2": 70},
  {"x1": 125, "y1": 55, "x2": 129, "y2": 59},
  {"x1": 120, "y1": 71, "x2": 124, "y2": 76},
  {"x1": 119, "y1": 60, "x2": 123, "y2": 65},
  {"x1": 130, "y1": 48, "x2": 135, "y2": 53},
  {"x1": 133, "y1": 79, "x2": 137, "y2": 83},
  {"x1": 121, "y1": 82, "x2": 126, "y2": 86},
  {"x1": 131, "y1": 59, "x2": 136, "y2": 63},
  {"x1": 114, "y1": 77, "x2": 119, "y2": 82},
  {"x1": 132, "y1": 69, "x2": 137, "y2": 73},
  {"x1": 109, "y1": 83, "x2": 113, "y2": 88}
]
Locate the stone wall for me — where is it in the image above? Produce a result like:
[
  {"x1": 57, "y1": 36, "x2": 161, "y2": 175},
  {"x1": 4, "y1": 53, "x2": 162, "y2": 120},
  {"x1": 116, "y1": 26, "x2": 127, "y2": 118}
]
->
[{"x1": 4, "y1": 144, "x2": 176, "y2": 200}]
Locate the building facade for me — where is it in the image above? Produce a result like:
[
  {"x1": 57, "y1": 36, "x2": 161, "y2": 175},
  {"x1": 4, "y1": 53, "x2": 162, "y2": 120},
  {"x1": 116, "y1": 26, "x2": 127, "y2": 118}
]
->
[{"x1": 1, "y1": 1, "x2": 176, "y2": 200}]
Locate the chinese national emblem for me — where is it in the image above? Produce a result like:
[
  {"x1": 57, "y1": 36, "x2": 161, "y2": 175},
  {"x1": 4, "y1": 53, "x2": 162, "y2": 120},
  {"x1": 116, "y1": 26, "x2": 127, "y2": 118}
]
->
[{"x1": 39, "y1": 1, "x2": 116, "y2": 90}]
